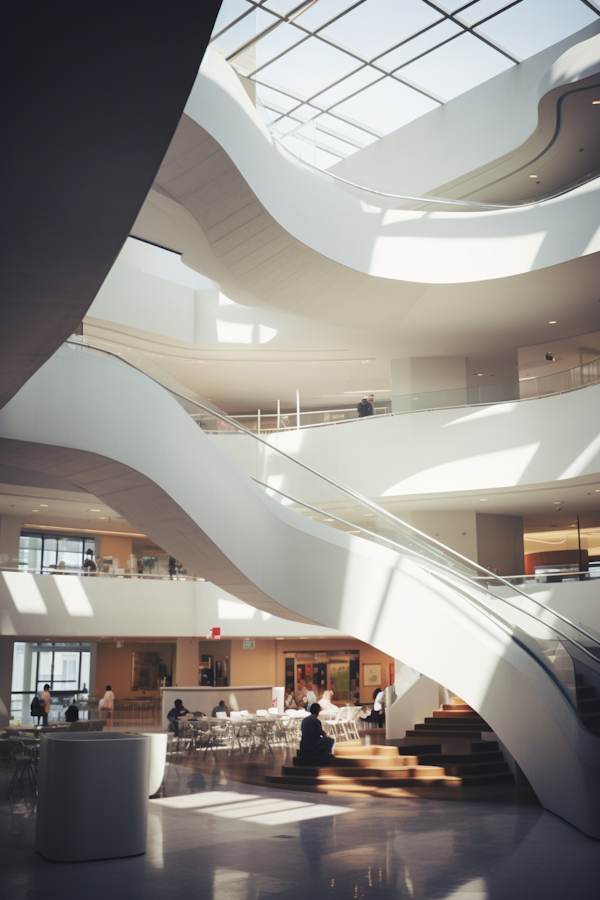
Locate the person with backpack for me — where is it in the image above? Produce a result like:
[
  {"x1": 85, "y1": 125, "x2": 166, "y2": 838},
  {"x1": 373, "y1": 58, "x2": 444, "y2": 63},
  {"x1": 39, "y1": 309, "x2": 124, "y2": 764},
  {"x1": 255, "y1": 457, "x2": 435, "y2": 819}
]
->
[{"x1": 30, "y1": 695, "x2": 45, "y2": 725}]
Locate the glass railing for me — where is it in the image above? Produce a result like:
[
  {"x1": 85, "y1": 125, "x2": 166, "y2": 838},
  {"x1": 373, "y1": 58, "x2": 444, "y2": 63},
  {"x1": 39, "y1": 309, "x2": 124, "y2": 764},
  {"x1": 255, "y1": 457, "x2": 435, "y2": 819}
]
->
[
  {"x1": 257, "y1": 97, "x2": 600, "y2": 212},
  {"x1": 217, "y1": 357, "x2": 600, "y2": 434},
  {"x1": 0, "y1": 564, "x2": 203, "y2": 581},
  {"x1": 65, "y1": 337, "x2": 600, "y2": 725}
]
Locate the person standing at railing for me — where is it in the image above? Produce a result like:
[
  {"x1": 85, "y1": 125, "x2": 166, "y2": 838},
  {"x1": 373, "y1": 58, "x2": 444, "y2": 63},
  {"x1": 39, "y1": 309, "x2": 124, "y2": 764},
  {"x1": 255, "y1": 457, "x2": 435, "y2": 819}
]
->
[
  {"x1": 41, "y1": 684, "x2": 51, "y2": 727},
  {"x1": 357, "y1": 396, "x2": 373, "y2": 417},
  {"x1": 83, "y1": 549, "x2": 97, "y2": 575}
]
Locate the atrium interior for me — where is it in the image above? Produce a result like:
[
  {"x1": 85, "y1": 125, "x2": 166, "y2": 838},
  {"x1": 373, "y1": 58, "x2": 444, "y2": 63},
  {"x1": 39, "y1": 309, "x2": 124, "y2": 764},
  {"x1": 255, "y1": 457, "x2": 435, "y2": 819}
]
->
[{"x1": 3, "y1": 2, "x2": 600, "y2": 898}]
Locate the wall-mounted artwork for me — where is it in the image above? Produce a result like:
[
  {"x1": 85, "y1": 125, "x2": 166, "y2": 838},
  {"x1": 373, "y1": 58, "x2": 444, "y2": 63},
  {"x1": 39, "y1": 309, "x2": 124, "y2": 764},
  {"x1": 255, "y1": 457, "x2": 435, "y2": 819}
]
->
[
  {"x1": 363, "y1": 664, "x2": 381, "y2": 687},
  {"x1": 131, "y1": 651, "x2": 159, "y2": 691}
]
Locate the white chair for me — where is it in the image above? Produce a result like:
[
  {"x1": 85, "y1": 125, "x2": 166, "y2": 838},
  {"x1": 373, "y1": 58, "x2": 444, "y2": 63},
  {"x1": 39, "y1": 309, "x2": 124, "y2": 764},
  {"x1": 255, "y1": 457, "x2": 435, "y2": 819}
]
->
[
  {"x1": 215, "y1": 711, "x2": 227, "y2": 719},
  {"x1": 256, "y1": 709, "x2": 268, "y2": 716},
  {"x1": 267, "y1": 708, "x2": 279, "y2": 716}
]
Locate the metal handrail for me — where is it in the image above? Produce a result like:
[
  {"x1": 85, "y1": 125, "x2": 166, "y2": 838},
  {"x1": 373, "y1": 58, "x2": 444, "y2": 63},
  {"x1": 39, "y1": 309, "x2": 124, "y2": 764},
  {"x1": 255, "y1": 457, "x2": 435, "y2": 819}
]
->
[
  {"x1": 294, "y1": 157, "x2": 600, "y2": 210},
  {"x1": 252, "y1": 478, "x2": 600, "y2": 668},
  {"x1": 65, "y1": 337, "x2": 600, "y2": 657}
]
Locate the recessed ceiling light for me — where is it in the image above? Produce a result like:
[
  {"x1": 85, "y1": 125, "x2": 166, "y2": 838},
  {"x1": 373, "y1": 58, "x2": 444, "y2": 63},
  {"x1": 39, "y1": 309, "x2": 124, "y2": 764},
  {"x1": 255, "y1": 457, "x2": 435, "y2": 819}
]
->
[
  {"x1": 529, "y1": 175, "x2": 537, "y2": 178},
  {"x1": 32, "y1": 510, "x2": 38, "y2": 513},
  {"x1": 476, "y1": 373, "x2": 483, "y2": 377},
  {"x1": 549, "y1": 321, "x2": 556, "y2": 324},
  {"x1": 40, "y1": 504, "x2": 48, "y2": 507},
  {"x1": 91, "y1": 509, "x2": 101, "y2": 512},
  {"x1": 553, "y1": 501, "x2": 563, "y2": 505},
  {"x1": 595, "y1": 489, "x2": 600, "y2": 493},
  {"x1": 593, "y1": 100, "x2": 600, "y2": 105},
  {"x1": 480, "y1": 498, "x2": 488, "y2": 502},
  {"x1": 364, "y1": 513, "x2": 373, "y2": 517},
  {"x1": 99, "y1": 516, "x2": 107, "y2": 519},
  {"x1": 324, "y1": 518, "x2": 334, "y2": 522}
]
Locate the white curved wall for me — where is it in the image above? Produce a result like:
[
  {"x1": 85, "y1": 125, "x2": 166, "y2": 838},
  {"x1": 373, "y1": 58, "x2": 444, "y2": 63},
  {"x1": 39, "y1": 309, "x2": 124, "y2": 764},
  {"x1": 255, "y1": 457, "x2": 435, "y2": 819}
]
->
[
  {"x1": 182, "y1": 46, "x2": 600, "y2": 286},
  {"x1": 1, "y1": 347, "x2": 600, "y2": 836},
  {"x1": 0, "y1": 575, "x2": 340, "y2": 640},
  {"x1": 207, "y1": 385, "x2": 600, "y2": 503}
]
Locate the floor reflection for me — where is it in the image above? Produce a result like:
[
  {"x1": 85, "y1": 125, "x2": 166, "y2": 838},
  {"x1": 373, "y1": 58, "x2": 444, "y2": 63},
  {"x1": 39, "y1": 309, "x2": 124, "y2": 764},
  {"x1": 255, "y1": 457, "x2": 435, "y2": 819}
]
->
[{"x1": 0, "y1": 762, "x2": 599, "y2": 900}]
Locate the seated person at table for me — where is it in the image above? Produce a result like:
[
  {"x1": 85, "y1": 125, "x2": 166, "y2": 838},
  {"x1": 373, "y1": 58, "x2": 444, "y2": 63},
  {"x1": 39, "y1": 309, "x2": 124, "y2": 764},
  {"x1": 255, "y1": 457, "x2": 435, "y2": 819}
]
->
[
  {"x1": 64, "y1": 703, "x2": 79, "y2": 723},
  {"x1": 284, "y1": 687, "x2": 297, "y2": 710},
  {"x1": 300, "y1": 703, "x2": 335, "y2": 757},
  {"x1": 319, "y1": 690, "x2": 337, "y2": 712},
  {"x1": 211, "y1": 700, "x2": 230, "y2": 718},
  {"x1": 167, "y1": 698, "x2": 190, "y2": 736}
]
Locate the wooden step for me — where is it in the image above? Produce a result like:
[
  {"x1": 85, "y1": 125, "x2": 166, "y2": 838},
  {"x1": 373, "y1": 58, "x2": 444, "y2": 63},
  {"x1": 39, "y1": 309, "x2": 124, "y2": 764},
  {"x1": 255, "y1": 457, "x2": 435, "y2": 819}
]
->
[
  {"x1": 282, "y1": 764, "x2": 448, "y2": 779},
  {"x1": 333, "y1": 745, "x2": 400, "y2": 758},
  {"x1": 432, "y1": 710, "x2": 482, "y2": 718},
  {"x1": 423, "y1": 717, "x2": 488, "y2": 728},
  {"x1": 441, "y1": 761, "x2": 510, "y2": 777},
  {"x1": 406, "y1": 728, "x2": 487, "y2": 740},
  {"x1": 266, "y1": 772, "x2": 461, "y2": 788},
  {"x1": 417, "y1": 751, "x2": 504, "y2": 766},
  {"x1": 292, "y1": 755, "x2": 420, "y2": 768},
  {"x1": 576, "y1": 685, "x2": 595, "y2": 700},
  {"x1": 578, "y1": 697, "x2": 600, "y2": 713},
  {"x1": 442, "y1": 703, "x2": 472, "y2": 711}
]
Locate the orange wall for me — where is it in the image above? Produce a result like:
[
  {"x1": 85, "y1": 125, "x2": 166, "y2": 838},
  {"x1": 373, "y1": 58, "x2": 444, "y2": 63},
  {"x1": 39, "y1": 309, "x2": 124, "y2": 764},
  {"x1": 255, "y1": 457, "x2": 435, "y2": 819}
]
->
[
  {"x1": 100, "y1": 535, "x2": 133, "y2": 565},
  {"x1": 175, "y1": 637, "x2": 199, "y2": 686},
  {"x1": 94, "y1": 641, "x2": 174, "y2": 698},
  {"x1": 230, "y1": 638, "x2": 276, "y2": 685}
]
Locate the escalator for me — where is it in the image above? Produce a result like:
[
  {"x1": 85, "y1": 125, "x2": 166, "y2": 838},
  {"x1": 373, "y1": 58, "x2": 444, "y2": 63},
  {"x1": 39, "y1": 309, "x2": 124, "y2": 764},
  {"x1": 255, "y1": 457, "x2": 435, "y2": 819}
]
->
[{"x1": 1, "y1": 339, "x2": 600, "y2": 836}]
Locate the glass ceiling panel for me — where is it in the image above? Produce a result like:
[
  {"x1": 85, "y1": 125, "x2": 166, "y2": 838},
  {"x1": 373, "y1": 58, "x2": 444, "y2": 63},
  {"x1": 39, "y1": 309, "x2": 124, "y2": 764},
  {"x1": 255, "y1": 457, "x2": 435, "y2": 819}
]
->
[
  {"x1": 311, "y1": 66, "x2": 382, "y2": 109},
  {"x1": 472, "y1": 0, "x2": 598, "y2": 59},
  {"x1": 252, "y1": 23, "x2": 307, "y2": 70},
  {"x1": 377, "y1": 19, "x2": 463, "y2": 71},
  {"x1": 210, "y1": 0, "x2": 600, "y2": 168},
  {"x1": 456, "y1": 0, "x2": 519, "y2": 24},
  {"x1": 255, "y1": 83, "x2": 301, "y2": 113},
  {"x1": 332, "y1": 76, "x2": 439, "y2": 134},
  {"x1": 400, "y1": 31, "x2": 514, "y2": 100},
  {"x1": 211, "y1": 8, "x2": 276, "y2": 56},
  {"x1": 292, "y1": 0, "x2": 366, "y2": 32},
  {"x1": 316, "y1": 112, "x2": 380, "y2": 144},
  {"x1": 321, "y1": 0, "x2": 442, "y2": 59},
  {"x1": 257, "y1": 36, "x2": 362, "y2": 97},
  {"x1": 212, "y1": 0, "x2": 253, "y2": 37}
]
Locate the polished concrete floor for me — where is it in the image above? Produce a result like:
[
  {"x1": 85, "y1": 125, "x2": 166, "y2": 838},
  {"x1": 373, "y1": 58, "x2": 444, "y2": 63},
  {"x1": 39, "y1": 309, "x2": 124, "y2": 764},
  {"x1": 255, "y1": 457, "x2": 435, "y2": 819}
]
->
[{"x1": 2, "y1": 756, "x2": 600, "y2": 899}]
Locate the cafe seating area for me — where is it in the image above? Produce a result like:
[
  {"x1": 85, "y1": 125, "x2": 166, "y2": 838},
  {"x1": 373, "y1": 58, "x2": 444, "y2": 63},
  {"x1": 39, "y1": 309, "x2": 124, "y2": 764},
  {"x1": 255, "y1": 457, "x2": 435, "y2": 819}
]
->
[
  {"x1": 1, "y1": 722, "x2": 106, "y2": 797},
  {"x1": 168, "y1": 705, "x2": 366, "y2": 759}
]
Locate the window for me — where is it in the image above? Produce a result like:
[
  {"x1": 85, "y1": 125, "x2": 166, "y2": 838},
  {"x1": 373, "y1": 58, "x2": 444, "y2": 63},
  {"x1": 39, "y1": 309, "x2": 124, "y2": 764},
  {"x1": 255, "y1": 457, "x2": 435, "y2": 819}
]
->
[{"x1": 19, "y1": 532, "x2": 96, "y2": 574}]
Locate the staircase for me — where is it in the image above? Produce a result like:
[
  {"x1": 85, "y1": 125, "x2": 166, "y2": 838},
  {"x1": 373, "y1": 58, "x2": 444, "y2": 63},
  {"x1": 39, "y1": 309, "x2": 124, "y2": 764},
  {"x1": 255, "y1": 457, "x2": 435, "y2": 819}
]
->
[
  {"x1": 266, "y1": 701, "x2": 516, "y2": 797},
  {"x1": 576, "y1": 676, "x2": 600, "y2": 736}
]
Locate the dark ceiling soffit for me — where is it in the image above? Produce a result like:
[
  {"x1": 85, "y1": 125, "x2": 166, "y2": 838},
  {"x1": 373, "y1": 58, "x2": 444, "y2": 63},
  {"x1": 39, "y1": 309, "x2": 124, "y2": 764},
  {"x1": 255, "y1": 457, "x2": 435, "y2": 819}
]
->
[{"x1": 0, "y1": 1, "x2": 223, "y2": 409}]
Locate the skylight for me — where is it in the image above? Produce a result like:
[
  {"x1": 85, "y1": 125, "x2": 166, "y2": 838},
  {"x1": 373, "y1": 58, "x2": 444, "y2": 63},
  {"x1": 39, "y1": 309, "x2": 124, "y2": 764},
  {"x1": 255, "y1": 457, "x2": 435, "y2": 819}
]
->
[{"x1": 210, "y1": 0, "x2": 599, "y2": 167}]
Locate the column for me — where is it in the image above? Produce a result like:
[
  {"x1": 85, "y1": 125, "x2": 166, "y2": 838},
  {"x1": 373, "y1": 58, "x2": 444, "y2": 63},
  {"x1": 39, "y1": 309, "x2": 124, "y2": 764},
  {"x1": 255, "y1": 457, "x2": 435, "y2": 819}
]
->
[
  {"x1": 0, "y1": 514, "x2": 22, "y2": 569},
  {"x1": 0, "y1": 637, "x2": 14, "y2": 726},
  {"x1": 476, "y1": 514, "x2": 525, "y2": 576}
]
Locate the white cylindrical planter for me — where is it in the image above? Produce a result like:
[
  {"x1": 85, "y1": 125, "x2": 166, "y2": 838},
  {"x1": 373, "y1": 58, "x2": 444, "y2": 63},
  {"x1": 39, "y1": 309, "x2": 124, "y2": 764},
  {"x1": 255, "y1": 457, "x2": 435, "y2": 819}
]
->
[
  {"x1": 140, "y1": 732, "x2": 167, "y2": 797},
  {"x1": 35, "y1": 732, "x2": 149, "y2": 862}
]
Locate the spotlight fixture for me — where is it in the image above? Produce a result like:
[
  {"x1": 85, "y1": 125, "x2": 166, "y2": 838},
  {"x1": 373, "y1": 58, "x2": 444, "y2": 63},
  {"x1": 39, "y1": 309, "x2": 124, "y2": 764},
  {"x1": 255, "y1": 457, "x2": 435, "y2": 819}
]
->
[{"x1": 545, "y1": 352, "x2": 555, "y2": 361}]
